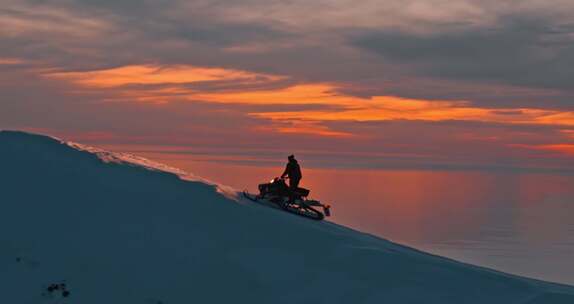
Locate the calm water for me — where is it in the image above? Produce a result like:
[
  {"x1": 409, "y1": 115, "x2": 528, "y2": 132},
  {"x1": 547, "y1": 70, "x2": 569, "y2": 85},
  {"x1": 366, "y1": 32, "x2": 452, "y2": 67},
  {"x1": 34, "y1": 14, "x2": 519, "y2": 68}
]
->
[{"x1": 116, "y1": 149, "x2": 574, "y2": 285}]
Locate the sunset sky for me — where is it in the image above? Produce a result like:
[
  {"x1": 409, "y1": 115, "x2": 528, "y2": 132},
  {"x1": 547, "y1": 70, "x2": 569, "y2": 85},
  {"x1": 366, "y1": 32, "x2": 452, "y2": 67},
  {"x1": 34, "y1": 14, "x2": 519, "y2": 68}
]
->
[{"x1": 2, "y1": 0, "x2": 574, "y2": 171}]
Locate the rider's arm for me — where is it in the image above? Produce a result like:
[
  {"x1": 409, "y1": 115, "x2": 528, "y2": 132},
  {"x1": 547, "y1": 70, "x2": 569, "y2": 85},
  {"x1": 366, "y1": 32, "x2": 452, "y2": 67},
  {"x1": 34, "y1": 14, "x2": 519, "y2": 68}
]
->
[{"x1": 281, "y1": 163, "x2": 289, "y2": 178}]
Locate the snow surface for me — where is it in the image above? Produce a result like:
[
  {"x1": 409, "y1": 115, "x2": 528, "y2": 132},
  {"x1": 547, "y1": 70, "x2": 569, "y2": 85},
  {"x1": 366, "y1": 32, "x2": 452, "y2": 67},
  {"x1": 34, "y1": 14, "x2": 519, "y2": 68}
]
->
[{"x1": 1, "y1": 130, "x2": 574, "y2": 304}]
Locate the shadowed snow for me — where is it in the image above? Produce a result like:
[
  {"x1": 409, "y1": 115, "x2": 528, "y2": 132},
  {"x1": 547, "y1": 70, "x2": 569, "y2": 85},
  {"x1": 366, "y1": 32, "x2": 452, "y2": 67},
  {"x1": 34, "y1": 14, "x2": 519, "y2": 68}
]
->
[{"x1": 1, "y1": 130, "x2": 573, "y2": 304}]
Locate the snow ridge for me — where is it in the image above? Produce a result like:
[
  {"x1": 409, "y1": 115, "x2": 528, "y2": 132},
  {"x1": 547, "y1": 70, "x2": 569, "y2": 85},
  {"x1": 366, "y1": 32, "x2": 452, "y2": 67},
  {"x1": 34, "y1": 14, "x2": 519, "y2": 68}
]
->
[{"x1": 64, "y1": 137, "x2": 238, "y2": 200}]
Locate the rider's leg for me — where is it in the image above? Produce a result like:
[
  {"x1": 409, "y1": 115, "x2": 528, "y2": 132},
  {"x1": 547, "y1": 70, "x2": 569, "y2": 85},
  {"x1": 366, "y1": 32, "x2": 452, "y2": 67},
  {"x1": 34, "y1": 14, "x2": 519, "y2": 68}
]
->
[
  {"x1": 288, "y1": 178, "x2": 300, "y2": 203},
  {"x1": 290, "y1": 178, "x2": 300, "y2": 189}
]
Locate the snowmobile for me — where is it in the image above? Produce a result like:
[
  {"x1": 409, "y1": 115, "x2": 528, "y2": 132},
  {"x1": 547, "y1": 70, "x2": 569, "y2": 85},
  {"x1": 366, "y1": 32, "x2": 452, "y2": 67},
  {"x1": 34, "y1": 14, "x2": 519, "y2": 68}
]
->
[{"x1": 243, "y1": 177, "x2": 331, "y2": 220}]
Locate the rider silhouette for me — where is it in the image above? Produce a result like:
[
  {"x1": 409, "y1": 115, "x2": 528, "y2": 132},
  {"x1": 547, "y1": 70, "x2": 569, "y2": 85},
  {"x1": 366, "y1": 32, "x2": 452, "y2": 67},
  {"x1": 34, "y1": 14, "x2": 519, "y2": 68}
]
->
[{"x1": 281, "y1": 154, "x2": 302, "y2": 190}]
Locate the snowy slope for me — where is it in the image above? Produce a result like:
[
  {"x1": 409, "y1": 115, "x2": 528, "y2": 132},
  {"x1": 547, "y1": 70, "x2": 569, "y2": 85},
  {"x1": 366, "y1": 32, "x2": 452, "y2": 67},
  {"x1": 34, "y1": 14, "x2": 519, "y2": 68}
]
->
[{"x1": 1, "y1": 130, "x2": 573, "y2": 304}]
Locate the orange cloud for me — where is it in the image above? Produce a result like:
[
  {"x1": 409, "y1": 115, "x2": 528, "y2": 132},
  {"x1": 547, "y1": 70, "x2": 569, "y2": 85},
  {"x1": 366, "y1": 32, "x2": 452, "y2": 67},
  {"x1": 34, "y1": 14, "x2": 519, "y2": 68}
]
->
[
  {"x1": 255, "y1": 121, "x2": 354, "y2": 137},
  {"x1": 43, "y1": 64, "x2": 574, "y2": 137},
  {"x1": 251, "y1": 96, "x2": 574, "y2": 127},
  {"x1": 541, "y1": 145, "x2": 574, "y2": 156},
  {"x1": 0, "y1": 58, "x2": 24, "y2": 65},
  {"x1": 193, "y1": 83, "x2": 346, "y2": 105},
  {"x1": 535, "y1": 112, "x2": 574, "y2": 127},
  {"x1": 46, "y1": 64, "x2": 284, "y2": 88},
  {"x1": 192, "y1": 85, "x2": 574, "y2": 128}
]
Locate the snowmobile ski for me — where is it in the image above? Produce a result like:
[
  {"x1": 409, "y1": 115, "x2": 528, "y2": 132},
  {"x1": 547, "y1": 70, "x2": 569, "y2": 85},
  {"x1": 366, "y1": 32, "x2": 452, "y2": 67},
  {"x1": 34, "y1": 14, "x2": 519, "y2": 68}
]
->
[{"x1": 243, "y1": 177, "x2": 331, "y2": 221}]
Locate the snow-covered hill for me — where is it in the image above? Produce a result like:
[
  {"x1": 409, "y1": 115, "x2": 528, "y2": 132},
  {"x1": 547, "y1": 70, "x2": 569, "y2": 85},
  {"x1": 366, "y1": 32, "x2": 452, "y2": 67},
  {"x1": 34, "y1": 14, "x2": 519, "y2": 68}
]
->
[{"x1": 1, "y1": 130, "x2": 573, "y2": 304}]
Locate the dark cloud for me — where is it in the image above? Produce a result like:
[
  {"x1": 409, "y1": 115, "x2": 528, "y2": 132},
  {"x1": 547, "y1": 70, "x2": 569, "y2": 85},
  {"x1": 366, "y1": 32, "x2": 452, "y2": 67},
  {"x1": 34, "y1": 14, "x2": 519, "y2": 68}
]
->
[
  {"x1": 58, "y1": 0, "x2": 294, "y2": 48},
  {"x1": 161, "y1": 22, "x2": 293, "y2": 47},
  {"x1": 352, "y1": 16, "x2": 574, "y2": 93},
  {"x1": 334, "y1": 76, "x2": 574, "y2": 110}
]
